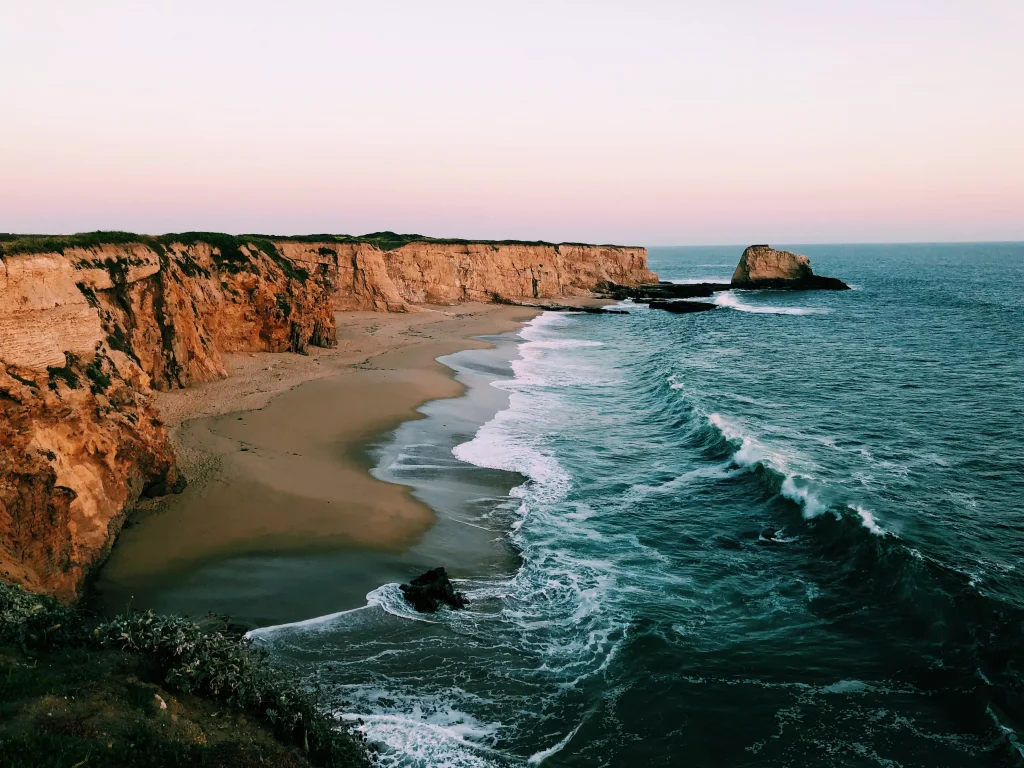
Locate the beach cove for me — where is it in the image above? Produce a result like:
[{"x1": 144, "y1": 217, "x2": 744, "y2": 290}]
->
[{"x1": 95, "y1": 302, "x2": 549, "y2": 625}]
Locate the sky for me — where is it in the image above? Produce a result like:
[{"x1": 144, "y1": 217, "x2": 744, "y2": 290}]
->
[{"x1": 2, "y1": 1, "x2": 1022, "y2": 245}]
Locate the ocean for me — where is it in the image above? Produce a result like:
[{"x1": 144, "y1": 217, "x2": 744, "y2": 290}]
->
[{"x1": 252, "y1": 243, "x2": 1024, "y2": 767}]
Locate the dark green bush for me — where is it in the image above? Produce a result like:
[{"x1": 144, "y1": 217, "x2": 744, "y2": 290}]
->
[
  {"x1": 161, "y1": 233, "x2": 252, "y2": 274},
  {"x1": 0, "y1": 582, "x2": 373, "y2": 767},
  {"x1": 106, "y1": 327, "x2": 138, "y2": 362},
  {"x1": 46, "y1": 354, "x2": 81, "y2": 391},
  {"x1": 0, "y1": 232, "x2": 152, "y2": 257},
  {"x1": 0, "y1": 582, "x2": 83, "y2": 650},
  {"x1": 84, "y1": 356, "x2": 113, "y2": 394}
]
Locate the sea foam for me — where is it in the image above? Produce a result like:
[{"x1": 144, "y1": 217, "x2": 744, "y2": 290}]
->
[
  {"x1": 714, "y1": 291, "x2": 827, "y2": 315},
  {"x1": 706, "y1": 412, "x2": 888, "y2": 535}
]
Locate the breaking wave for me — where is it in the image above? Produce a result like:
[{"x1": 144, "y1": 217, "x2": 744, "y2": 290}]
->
[{"x1": 714, "y1": 290, "x2": 827, "y2": 315}]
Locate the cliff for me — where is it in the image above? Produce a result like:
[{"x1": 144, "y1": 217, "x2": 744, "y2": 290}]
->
[
  {"x1": 0, "y1": 234, "x2": 337, "y2": 599},
  {"x1": 731, "y1": 245, "x2": 849, "y2": 290},
  {"x1": 0, "y1": 231, "x2": 654, "y2": 599},
  {"x1": 274, "y1": 234, "x2": 655, "y2": 311}
]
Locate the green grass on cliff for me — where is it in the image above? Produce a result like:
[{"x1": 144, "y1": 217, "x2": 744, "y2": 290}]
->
[
  {"x1": 0, "y1": 232, "x2": 312, "y2": 281},
  {"x1": 0, "y1": 582, "x2": 374, "y2": 767},
  {"x1": 0, "y1": 230, "x2": 635, "y2": 259},
  {"x1": 248, "y1": 231, "x2": 572, "y2": 251},
  {"x1": 0, "y1": 232, "x2": 162, "y2": 257}
]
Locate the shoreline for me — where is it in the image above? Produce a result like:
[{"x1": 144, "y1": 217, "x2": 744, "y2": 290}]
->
[{"x1": 94, "y1": 302, "x2": 543, "y2": 623}]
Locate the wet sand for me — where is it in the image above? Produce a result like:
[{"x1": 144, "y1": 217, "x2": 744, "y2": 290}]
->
[{"x1": 97, "y1": 303, "x2": 539, "y2": 617}]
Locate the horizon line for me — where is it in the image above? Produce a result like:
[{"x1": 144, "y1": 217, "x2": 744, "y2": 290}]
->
[{"x1": 3, "y1": 230, "x2": 1023, "y2": 251}]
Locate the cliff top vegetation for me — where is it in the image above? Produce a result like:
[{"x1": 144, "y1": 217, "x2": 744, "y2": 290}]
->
[{"x1": 0, "y1": 231, "x2": 635, "y2": 258}]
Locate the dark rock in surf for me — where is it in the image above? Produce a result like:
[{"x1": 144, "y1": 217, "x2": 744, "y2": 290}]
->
[
  {"x1": 597, "y1": 280, "x2": 730, "y2": 302},
  {"x1": 490, "y1": 295, "x2": 629, "y2": 314},
  {"x1": 400, "y1": 567, "x2": 469, "y2": 612},
  {"x1": 648, "y1": 300, "x2": 717, "y2": 314},
  {"x1": 731, "y1": 245, "x2": 849, "y2": 290}
]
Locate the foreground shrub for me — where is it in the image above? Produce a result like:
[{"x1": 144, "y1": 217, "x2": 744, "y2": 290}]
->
[{"x1": 0, "y1": 582, "x2": 373, "y2": 767}]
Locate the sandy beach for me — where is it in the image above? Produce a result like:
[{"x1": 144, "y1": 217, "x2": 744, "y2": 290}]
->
[{"x1": 96, "y1": 302, "x2": 540, "y2": 612}]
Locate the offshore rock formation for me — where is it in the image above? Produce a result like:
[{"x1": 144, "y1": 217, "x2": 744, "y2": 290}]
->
[
  {"x1": 602, "y1": 245, "x2": 849, "y2": 303},
  {"x1": 731, "y1": 245, "x2": 849, "y2": 290},
  {"x1": 0, "y1": 232, "x2": 654, "y2": 599}
]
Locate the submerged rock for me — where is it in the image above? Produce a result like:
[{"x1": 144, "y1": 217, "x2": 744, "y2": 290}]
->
[
  {"x1": 648, "y1": 300, "x2": 717, "y2": 314},
  {"x1": 400, "y1": 567, "x2": 469, "y2": 612},
  {"x1": 731, "y1": 245, "x2": 849, "y2": 290}
]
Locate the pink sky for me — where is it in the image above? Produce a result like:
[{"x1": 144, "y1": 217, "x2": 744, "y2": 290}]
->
[{"x1": 2, "y1": 1, "x2": 1022, "y2": 244}]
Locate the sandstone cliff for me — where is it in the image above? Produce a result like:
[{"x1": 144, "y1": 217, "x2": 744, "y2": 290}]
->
[
  {"x1": 274, "y1": 236, "x2": 655, "y2": 311},
  {"x1": 0, "y1": 232, "x2": 654, "y2": 600},
  {"x1": 731, "y1": 245, "x2": 849, "y2": 290},
  {"x1": 0, "y1": 234, "x2": 337, "y2": 599}
]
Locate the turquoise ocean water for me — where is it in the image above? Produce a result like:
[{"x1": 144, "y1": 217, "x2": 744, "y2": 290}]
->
[{"x1": 254, "y1": 243, "x2": 1024, "y2": 767}]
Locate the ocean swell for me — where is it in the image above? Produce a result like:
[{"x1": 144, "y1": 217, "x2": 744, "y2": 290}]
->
[{"x1": 702, "y1": 411, "x2": 886, "y2": 535}]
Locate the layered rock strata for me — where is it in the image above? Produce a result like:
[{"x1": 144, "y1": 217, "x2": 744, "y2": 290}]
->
[
  {"x1": 0, "y1": 233, "x2": 654, "y2": 599},
  {"x1": 0, "y1": 236, "x2": 337, "y2": 599},
  {"x1": 276, "y1": 239, "x2": 654, "y2": 311}
]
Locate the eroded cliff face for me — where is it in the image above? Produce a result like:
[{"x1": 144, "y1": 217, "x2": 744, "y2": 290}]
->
[
  {"x1": 69, "y1": 240, "x2": 337, "y2": 390},
  {"x1": 380, "y1": 242, "x2": 654, "y2": 306},
  {"x1": 0, "y1": 233, "x2": 652, "y2": 599},
  {"x1": 276, "y1": 241, "x2": 408, "y2": 312},
  {"x1": 276, "y1": 240, "x2": 655, "y2": 311},
  {"x1": 0, "y1": 239, "x2": 337, "y2": 599},
  {"x1": 0, "y1": 356, "x2": 179, "y2": 601}
]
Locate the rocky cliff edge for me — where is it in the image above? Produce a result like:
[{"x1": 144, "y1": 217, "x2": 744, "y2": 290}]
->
[
  {"x1": 0, "y1": 232, "x2": 654, "y2": 599},
  {"x1": 0, "y1": 234, "x2": 336, "y2": 599}
]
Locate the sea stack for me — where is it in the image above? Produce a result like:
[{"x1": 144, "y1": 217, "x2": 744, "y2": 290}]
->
[{"x1": 731, "y1": 245, "x2": 849, "y2": 290}]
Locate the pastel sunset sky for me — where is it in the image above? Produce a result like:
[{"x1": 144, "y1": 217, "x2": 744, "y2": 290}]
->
[{"x1": 3, "y1": 1, "x2": 1022, "y2": 244}]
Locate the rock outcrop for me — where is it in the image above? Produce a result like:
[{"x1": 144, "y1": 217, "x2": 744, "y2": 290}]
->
[
  {"x1": 0, "y1": 232, "x2": 655, "y2": 600},
  {"x1": 0, "y1": 355, "x2": 180, "y2": 601},
  {"x1": 648, "y1": 300, "x2": 717, "y2": 314},
  {"x1": 399, "y1": 567, "x2": 469, "y2": 612},
  {"x1": 275, "y1": 237, "x2": 654, "y2": 311},
  {"x1": 0, "y1": 234, "x2": 337, "y2": 599},
  {"x1": 731, "y1": 245, "x2": 849, "y2": 290}
]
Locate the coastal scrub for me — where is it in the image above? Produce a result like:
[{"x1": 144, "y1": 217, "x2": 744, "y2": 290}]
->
[{"x1": 0, "y1": 582, "x2": 374, "y2": 767}]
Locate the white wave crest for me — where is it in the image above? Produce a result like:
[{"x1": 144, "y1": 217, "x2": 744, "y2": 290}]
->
[
  {"x1": 708, "y1": 413, "x2": 790, "y2": 474},
  {"x1": 713, "y1": 291, "x2": 827, "y2": 315},
  {"x1": 851, "y1": 505, "x2": 887, "y2": 536},
  {"x1": 707, "y1": 413, "x2": 888, "y2": 536},
  {"x1": 527, "y1": 719, "x2": 586, "y2": 763},
  {"x1": 527, "y1": 339, "x2": 603, "y2": 350},
  {"x1": 342, "y1": 708, "x2": 507, "y2": 768},
  {"x1": 246, "y1": 604, "x2": 373, "y2": 638}
]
